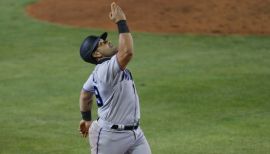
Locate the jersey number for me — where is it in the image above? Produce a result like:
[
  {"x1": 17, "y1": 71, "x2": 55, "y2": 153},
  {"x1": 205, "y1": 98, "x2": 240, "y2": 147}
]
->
[{"x1": 94, "y1": 86, "x2": 103, "y2": 107}]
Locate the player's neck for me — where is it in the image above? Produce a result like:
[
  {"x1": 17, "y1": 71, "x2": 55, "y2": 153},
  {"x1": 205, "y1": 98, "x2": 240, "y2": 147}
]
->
[{"x1": 97, "y1": 57, "x2": 111, "y2": 64}]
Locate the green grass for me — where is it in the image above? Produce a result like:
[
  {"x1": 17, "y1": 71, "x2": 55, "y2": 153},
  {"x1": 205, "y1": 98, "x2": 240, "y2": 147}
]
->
[{"x1": 0, "y1": 0, "x2": 270, "y2": 154}]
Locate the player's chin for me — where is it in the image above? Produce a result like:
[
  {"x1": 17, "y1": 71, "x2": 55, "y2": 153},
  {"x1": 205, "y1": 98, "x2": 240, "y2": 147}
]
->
[
  {"x1": 106, "y1": 52, "x2": 117, "y2": 58},
  {"x1": 106, "y1": 48, "x2": 118, "y2": 57},
  {"x1": 111, "y1": 48, "x2": 118, "y2": 56}
]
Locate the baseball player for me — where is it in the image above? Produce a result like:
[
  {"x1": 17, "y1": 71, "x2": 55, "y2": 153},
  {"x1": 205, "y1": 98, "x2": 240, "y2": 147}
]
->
[{"x1": 78, "y1": 2, "x2": 151, "y2": 154}]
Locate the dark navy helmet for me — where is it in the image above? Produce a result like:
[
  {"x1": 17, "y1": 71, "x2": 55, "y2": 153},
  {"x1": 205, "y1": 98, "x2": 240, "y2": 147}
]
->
[{"x1": 80, "y1": 32, "x2": 108, "y2": 64}]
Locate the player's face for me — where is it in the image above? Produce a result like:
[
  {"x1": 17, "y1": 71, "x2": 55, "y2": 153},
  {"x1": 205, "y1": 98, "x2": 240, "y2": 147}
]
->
[{"x1": 96, "y1": 39, "x2": 118, "y2": 57}]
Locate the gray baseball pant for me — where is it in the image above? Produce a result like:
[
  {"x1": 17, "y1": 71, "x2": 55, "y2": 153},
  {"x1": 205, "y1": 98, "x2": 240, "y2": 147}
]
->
[{"x1": 89, "y1": 120, "x2": 151, "y2": 154}]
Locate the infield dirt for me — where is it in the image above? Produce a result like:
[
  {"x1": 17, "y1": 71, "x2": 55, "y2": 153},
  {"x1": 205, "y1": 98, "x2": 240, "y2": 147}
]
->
[{"x1": 26, "y1": 0, "x2": 270, "y2": 35}]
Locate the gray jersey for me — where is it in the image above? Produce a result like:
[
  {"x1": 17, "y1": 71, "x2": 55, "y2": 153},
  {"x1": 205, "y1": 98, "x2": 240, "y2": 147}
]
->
[{"x1": 83, "y1": 55, "x2": 140, "y2": 125}]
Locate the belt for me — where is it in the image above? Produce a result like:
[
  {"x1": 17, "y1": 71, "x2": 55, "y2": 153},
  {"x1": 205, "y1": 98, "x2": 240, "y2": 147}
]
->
[
  {"x1": 97, "y1": 118, "x2": 139, "y2": 131},
  {"x1": 111, "y1": 124, "x2": 139, "y2": 130}
]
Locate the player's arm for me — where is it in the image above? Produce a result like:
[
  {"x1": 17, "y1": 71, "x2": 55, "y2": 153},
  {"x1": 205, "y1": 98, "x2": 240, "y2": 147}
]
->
[
  {"x1": 117, "y1": 30, "x2": 133, "y2": 70},
  {"x1": 110, "y1": 2, "x2": 134, "y2": 70},
  {"x1": 79, "y1": 89, "x2": 93, "y2": 138}
]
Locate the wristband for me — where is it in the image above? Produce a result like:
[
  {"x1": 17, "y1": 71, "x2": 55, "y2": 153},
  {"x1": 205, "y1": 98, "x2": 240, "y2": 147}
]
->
[
  {"x1": 81, "y1": 111, "x2": 92, "y2": 121},
  {"x1": 117, "y1": 20, "x2": 130, "y2": 33}
]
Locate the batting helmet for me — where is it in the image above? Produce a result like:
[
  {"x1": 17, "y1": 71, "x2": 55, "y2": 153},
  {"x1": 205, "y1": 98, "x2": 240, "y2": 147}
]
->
[{"x1": 80, "y1": 32, "x2": 108, "y2": 64}]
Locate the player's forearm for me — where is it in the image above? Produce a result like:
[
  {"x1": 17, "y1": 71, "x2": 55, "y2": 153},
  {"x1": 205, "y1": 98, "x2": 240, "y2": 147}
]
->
[
  {"x1": 79, "y1": 98, "x2": 92, "y2": 112},
  {"x1": 79, "y1": 90, "x2": 93, "y2": 121},
  {"x1": 79, "y1": 90, "x2": 93, "y2": 112},
  {"x1": 119, "y1": 32, "x2": 134, "y2": 56},
  {"x1": 116, "y1": 20, "x2": 134, "y2": 69}
]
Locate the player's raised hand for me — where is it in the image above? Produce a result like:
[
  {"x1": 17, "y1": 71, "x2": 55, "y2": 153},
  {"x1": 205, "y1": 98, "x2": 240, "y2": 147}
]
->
[
  {"x1": 109, "y1": 2, "x2": 126, "y2": 23},
  {"x1": 79, "y1": 120, "x2": 92, "y2": 138}
]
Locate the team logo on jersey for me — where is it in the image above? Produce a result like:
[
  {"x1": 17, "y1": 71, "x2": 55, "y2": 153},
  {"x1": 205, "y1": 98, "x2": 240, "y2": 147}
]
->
[{"x1": 122, "y1": 69, "x2": 133, "y2": 81}]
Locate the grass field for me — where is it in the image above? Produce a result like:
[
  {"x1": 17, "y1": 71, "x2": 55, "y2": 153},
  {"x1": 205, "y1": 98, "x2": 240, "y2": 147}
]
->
[{"x1": 0, "y1": 0, "x2": 270, "y2": 154}]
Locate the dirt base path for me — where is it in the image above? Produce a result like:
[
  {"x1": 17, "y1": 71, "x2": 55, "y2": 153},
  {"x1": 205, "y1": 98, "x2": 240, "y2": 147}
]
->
[{"x1": 26, "y1": 0, "x2": 270, "y2": 35}]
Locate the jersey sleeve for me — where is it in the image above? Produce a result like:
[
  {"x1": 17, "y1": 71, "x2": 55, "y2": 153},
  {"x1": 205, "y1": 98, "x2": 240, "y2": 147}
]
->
[{"x1": 82, "y1": 74, "x2": 95, "y2": 93}]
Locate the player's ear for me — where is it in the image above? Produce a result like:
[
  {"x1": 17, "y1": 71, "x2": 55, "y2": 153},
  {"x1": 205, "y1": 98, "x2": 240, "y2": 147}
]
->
[{"x1": 92, "y1": 51, "x2": 103, "y2": 58}]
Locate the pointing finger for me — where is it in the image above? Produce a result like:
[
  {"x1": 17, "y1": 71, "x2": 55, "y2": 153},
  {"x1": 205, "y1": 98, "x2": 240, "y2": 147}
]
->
[
  {"x1": 111, "y1": 2, "x2": 115, "y2": 9},
  {"x1": 111, "y1": 2, "x2": 116, "y2": 13}
]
